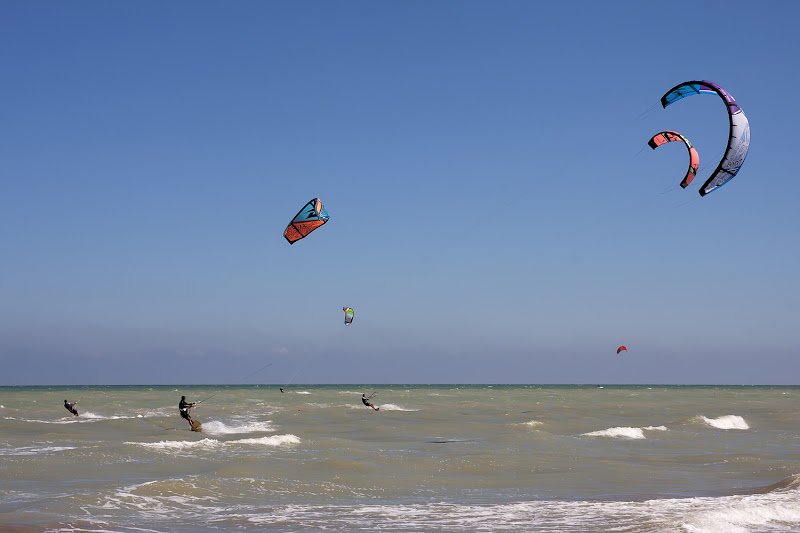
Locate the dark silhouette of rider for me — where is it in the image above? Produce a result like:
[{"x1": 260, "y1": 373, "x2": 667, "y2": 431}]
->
[
  {"x1": 361, "y1": 393, "x2": 378, "y2": 410},
  {"x1": 64, "y1": 400, "x2": 79, "y2": 416},
  {"x1": 179, "y1": 396, "x2": 197, "y2": 427}
]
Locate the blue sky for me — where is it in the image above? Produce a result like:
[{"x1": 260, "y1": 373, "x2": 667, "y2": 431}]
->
[{"x1": 1, "y1": 1, "x2": 798, "y2": 385}]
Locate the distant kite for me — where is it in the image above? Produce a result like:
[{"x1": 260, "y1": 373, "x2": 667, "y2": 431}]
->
[
  {"x1": 284, "y1": 198, "x2": 329, "y2": 244},
  {"x1": 660, "y1": 80, "x2": 750, "y2": 196},
  {"x1": 617, "y1": 346, "x2": 627, "y2": 355},
  {"x1": 648, "y1": 131, "x2": 699, "y2": 189},
  {"x1": 343, "y1": 307, "x2": 354, "y2": 326}
]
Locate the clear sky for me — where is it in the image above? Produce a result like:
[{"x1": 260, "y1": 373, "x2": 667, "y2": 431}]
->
[{"x1": 1, "y1": 1, "x2": 798, "y2": 385}]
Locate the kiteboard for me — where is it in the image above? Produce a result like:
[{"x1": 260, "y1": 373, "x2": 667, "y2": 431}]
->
[{"x1": 190, "y1": 420, "x2": 202, "y2": 432}]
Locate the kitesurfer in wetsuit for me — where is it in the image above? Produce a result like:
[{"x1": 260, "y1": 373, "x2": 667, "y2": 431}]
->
[
  {"x1": 179, "y1": 396, "x2": 196, "y2": 427},
  {"x1": 361, "y1": 393, "x2": 378, "y2": 410},
  {"x1": 64, "y1": 399, "x2": 79, "y2": 416}
]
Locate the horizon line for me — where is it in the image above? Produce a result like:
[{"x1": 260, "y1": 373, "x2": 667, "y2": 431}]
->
[{"x1": 2, "y1": 383, "x2": 799, "y2": 388}]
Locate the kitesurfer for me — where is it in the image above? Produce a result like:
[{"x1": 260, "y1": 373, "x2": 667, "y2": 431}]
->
[
  {"x1": 280, "y1": 388, "x2": 284, "y2": 393},
  {"x1": 178, "y1": 396, "x2": 197, "y2": 427},
  {"x1": 64, "y1": 399, "x2": 79, "y2": 417},
  {"x1": 361, "y1": 393, "x2": 378, "y2": 411}
]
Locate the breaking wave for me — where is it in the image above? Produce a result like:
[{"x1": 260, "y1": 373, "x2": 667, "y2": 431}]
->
[
  {"x1": 583, "y1": 427, "x2": 647, "y2": 439},
  {"x1": 696, "y1": 415, "x2": 749, "y2": 430},
  {"x1": 582, "y1": 426, "x2": 667, "y2": 439},
  {"x1": 127, "y1": 434, "x2": 300, "y2": 452},
  {"x1": 200, "y1": 420, "x2": 275, "y2": 435}
]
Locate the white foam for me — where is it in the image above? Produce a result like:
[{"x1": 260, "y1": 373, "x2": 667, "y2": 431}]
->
[
  {"x1": 697, "y1": 415, "x2": 749, "y2": 430},
  {"x1": 229, "y1": 434, "x2": 301, "y2": 446},
  {"x1": 679, "y1": 493, "x2": 800, "y2": 532},
  {"x1": 50, "y1": 526, "x2": 127, "y2": 533},
  {"x1": 521, "y1": 420, "x2": 542, "y2": 428},
  {"x1": 55, "y1": 471, "x2": 800, "y2": 532},
  {"x1": 131, "y1": 438, "x2": 222, "y2": 451},
  {"x1": 76, "y1": 412, "x2": 151, "y2": 422},
  {"x1": 644, "y1": 425, "x2": 668, "y2": 431},
  {"x1": 201, "y1": 420, "x2": 274, "y2": 435},
  {"x1": 127, "y1": 434, "x2": 300, "y2": 451},
  {"x1": 22, "y1": 417, "x2": 88, "y2": 424},
  {"x1": 295, "y1": 391, "x2": 311, "y2": 395},
  {"x1": 583, "y1": 427, "x2": 646, "y2": 439},
  {"x1": 244, "y1": 491, "x2": 800, "y2": 532},
  {"x1": 141, "y1": 408, "x2": 174, "y2": 418},
  {"x1": 0, "y1": 444, "x2": 80, "y2": 455},
  {"x1": 377, "y1": 403, "x2": 418, "y2": 411},
  {"x1": 25, "y1": 411, "x2": 151, "y2": 423}
]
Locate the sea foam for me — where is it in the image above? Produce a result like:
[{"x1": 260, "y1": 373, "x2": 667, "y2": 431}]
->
[
  {"x1": 377, "y1": 404, "x2": 418, "y2": 412},
  {"x1": 78, "y1": 411, "x2": 106, "y2": 419},
  {"x1": 0, "y1": 445, "x2": 79, "y2": 456},
  {"x1": 583, "y1": 427, "x2": 646, "y2": 439},
  {"x1": 127, "y1": 434, "x2": 300, "y2": 451},
  {"x1": 133, "y1": 438, "x2": 222, "y2": 451},
  {"x1": 201, "y1": 420, "x2": 275, "y2": 435},
  {"x1": 696, "y1": 415, "x2": 749, "y2": 430},
  {"x1": 230, "y1": 434, "x2": 300, "y2": 446},
  {"x1": 582, "y1": 425, "x2": 667, "y2": 439},
  {"x1": 680, "y1": 493, "x2": 800, "y2": 533},
  {"x1": 246, "y1": 491, "x2": 800, "y2": 532}
]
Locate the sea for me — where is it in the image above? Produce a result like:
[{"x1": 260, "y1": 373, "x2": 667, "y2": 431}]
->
[{"x1": 1, "y1": 385, "x2": 800, "y2": 532}]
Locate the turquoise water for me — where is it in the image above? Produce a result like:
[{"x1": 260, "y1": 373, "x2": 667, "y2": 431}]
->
[{"x1": 2, "y1": 385, "x2": 800, "y2": 531}]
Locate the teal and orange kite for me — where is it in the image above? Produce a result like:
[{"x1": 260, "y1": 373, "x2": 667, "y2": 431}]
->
[{"x1": 284, "y1": 198, "x2": 330, "y2": 244}]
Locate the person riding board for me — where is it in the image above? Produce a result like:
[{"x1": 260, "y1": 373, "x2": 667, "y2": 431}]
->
[
  {"x1": 64, "y1": 399, "x2": 79, "y2": 417},
  {"x1": 178, "y1": 396, "x2": 197, "y2": 427},
  {"x1": 361, "y1": 393, "x2": 379, "y2": 411}
]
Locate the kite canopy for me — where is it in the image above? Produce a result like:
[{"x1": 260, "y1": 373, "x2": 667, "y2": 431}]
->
[
  {"x1": 284, "y1": 198, "x2": 330, "y2": 244},
  {"x1": 617, "y1": 346, "x2": 627, "y2": 355},
  {"x1": 343, "y1": 307, "x2": 354, "y2": 326},
  {"x1": 648, "y1": 131, "x2": 700, "y2": 189},
  {"x1": 660, "y1": 80, "x2": 750, "y2": 196}
]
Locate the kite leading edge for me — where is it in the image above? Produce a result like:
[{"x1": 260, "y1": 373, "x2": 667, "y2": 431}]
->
[
  {"x1": 660, "y1": 80, "x2": 750, "y2": 196},
  {"x1": 284, "y1": 198, "x2": 330, "y2": 244},
  {"x1": 648, "y1": 131, "x2": 700, "y2": 189}
]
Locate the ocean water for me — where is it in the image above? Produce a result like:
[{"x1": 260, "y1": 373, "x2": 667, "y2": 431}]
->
[{"x1": 1, "y1": 385, "x2": 800, "y2": 532}]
